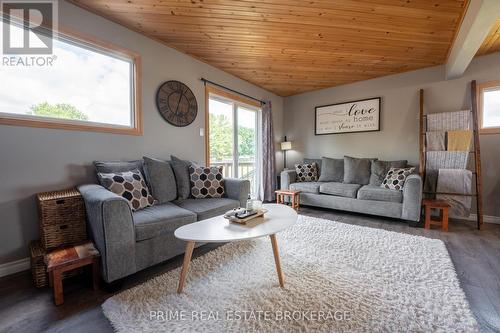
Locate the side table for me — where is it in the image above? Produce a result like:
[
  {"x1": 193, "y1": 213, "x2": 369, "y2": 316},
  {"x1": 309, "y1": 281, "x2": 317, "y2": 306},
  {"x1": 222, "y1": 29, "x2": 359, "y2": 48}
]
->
[
  {"x1": 275, "y1": 189, "x2": 301, "y2": 211},
  {"x1": 423, "y1": 199, "x2": 451, "y2": 232},
  {"x1": 45, "y1": 242, "x2": 100, "y2": 305}
]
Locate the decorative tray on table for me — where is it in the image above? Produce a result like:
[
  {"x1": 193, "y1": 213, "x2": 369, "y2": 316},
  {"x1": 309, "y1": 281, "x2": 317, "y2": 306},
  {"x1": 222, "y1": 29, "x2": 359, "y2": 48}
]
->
[{"x1": 223, "y1": 208, "x2": 268, "y2": 225}]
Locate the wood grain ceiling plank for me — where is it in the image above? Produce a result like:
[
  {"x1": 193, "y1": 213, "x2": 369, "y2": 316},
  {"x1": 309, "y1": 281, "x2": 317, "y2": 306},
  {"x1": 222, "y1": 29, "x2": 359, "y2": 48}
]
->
[
  {"x1": 161, "y1": 40, "x2": 449, "y2": 58},
  {"x1": 154, "y1": 30, "x2": 451, "y2": 48},
  {"x1": 90, "y1": 0, "x2": 462, "y2": 24},
  {"x1": 100, "y1": 0, "x2": 466, "y2": 14},
  {"x1": 99, "y1": 11, "x2": 457, "y2": 36}
]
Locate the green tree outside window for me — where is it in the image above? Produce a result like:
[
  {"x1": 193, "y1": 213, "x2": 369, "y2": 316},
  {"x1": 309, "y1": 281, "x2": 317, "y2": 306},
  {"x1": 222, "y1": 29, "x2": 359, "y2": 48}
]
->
[{"x1": 29, "y1": 102, "x2": 89, "y2": 121}]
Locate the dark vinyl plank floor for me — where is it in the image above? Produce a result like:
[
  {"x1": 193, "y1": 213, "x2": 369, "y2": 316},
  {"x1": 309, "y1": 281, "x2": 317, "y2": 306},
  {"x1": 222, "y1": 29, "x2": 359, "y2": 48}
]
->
[{"x1": 1, "y1": 206, "x2": 499, "y2": 333}]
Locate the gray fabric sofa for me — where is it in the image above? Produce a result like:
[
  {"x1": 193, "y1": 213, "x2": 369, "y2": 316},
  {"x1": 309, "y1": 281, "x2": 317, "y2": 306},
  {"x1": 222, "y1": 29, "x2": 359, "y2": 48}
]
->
[
  {"x1": 78, "y1": 158, "x2": 250, "y2": 283},
  {"x1": 281, "y1": 157, "x2": 422, "y2": 222}
]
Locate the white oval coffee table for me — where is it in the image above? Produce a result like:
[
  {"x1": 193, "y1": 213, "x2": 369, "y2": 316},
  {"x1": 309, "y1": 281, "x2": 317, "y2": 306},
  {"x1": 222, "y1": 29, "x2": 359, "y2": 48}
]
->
[{"x1": 174, "y1": 203, "x2": 297, "y2": 293}]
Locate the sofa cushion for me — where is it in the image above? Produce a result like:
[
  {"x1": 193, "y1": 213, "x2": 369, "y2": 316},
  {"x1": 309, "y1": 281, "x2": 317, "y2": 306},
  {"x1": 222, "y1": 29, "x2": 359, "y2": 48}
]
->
[
  {"x1": 357, "y1": 185, "x2": 403, "y2": 203},
  {"x1": 318, "y1": 157, "x2": 344, "y2": 182},
  {"x1": 343, "y1": 156, "x2": 377, "y2": 185},
  {"x1": 133, "y1": 202, "x2": 196, "y2": 241},
  {"x1": 170, "y1": 155, "x2": 194, "y2": 200},
  {"x1": 289, "y1": 182, "x2": 322, "y2": 194},
  {"x1": 173, "y1": 198, "x2": 239, "y2": 221},
  {"x1": 319, "y1": 182, "x2": 361, "y2": 198},
  {"x1": 369, "y1": 160, "x2": 408, "y2": 186},
  {"x1": 143, "y1": 157, "x2": 177, "y2": 203}
]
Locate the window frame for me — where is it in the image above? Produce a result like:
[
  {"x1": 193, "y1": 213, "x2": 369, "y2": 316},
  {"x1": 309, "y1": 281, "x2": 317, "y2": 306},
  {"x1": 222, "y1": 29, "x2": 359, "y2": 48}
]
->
[
  {"x1": 0, "y1": 23, "x2": 142, "y2": 136},
  {"x1": 477, "y1": 80, "x2": 500, "y2": 135},
  {"x1": 204, "y1": 85, "x2": 261, "y2": 165}
]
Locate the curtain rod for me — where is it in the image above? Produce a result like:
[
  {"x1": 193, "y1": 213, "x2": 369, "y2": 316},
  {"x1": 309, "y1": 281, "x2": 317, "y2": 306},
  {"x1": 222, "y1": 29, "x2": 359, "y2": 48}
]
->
[{"x1": 200, "y1": 78, "x2": 264, "y2": 105}]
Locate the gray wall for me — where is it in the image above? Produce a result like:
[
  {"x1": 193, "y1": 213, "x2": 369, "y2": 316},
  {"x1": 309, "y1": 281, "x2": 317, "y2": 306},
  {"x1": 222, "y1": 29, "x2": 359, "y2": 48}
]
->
[
  {"x1": 284, "y1": 52, "x2": 500, "y2": 217},
  {"x1": 0, "y1": 1, "x2": 284, "y2": 264}
]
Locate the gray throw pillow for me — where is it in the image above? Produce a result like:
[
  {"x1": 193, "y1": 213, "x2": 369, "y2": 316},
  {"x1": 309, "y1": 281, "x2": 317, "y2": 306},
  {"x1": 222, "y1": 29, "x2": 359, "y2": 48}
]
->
[
  {"x1": 369, "y1": 160, "x2": 408, "y2": 186},
  {"x1": 170, "y1": 155, "x2": 193, "y2": 200},
  {"x1": 143, "y1": 157, "x2": 177, "y2": 203},
  {"x1": 343, "y1": 156, "x2": 377, "y2": 185},
  {"x1": 318, "y1": 157, "x2": 343, "y2": 182}
]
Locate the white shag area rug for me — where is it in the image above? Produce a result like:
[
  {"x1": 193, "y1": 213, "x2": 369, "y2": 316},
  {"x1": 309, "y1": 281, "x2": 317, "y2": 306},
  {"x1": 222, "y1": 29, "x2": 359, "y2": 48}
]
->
[{"x1": 102, "y1": 215, "x2": 478, "y2": 333}]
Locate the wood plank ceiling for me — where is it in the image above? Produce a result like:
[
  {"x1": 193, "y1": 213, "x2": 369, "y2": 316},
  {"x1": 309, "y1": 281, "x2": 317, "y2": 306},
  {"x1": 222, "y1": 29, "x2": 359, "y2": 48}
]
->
[
  {"x1": 70, "y1": 0, "x2": 470, "y2": 96},
  {"x1": 477, "y1": 19, "x2": 500, "y2": 57}
]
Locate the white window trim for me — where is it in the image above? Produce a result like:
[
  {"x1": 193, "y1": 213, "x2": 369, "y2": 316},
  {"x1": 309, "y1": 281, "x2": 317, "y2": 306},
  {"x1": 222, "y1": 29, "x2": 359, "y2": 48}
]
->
[{"x1": 477, "y1": 80, "x2": 500, "y2": 135}]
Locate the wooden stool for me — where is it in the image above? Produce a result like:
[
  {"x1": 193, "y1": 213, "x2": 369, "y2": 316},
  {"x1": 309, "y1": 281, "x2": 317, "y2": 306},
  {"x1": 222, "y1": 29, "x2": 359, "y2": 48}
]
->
[
  {"x1": 275, "y1": 190, "x2": 301, "y2": 211},
  {"x1": 45, "y1": 242, "x2": 100, "y2": 305},
  {"x1": 423, "y1": 199, "x2": 451, "y2": 232}
]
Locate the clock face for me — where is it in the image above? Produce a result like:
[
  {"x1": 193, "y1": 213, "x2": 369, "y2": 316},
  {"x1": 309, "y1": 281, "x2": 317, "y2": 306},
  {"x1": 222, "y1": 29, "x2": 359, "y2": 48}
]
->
[{"x1": 156, "y1": 81, "x2": 198, "y2": 127}]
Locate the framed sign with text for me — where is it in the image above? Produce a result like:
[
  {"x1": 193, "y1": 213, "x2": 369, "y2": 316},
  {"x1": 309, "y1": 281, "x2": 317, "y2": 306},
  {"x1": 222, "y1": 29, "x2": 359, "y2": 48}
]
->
[{"x1": 315, "y1": 97, "x2": 381, "y2": 135}]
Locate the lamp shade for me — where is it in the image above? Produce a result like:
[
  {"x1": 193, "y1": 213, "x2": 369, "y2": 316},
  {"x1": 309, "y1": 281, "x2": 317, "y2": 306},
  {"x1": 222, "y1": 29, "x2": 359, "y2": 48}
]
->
[{"x1": 281, "y1": 141, "x2": 292, "y2": 150}]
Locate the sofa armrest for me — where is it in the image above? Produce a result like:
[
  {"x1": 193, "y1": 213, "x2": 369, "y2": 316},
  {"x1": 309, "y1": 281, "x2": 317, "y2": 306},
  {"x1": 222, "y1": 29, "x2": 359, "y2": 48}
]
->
[
  {"x1": 280, "y1": 170, "x2": 297, "y2": 190},
  {"x1": 78, "y1": 184, "x2": 136, "y2": 282},
  {"x1": 224, "y1": 178, "x2": 250, "y2": 207},
  {"x1": 402, "y1": 174, "x2": 423, "y2": 222}
]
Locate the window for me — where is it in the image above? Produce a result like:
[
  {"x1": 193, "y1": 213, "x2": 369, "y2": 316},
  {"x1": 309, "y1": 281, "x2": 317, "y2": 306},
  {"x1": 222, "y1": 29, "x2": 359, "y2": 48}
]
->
[
  {"x1": 205, "y1": 86, "x2": 262, "y2": 197},
  {"x1": 0, "y1": 19, "x2": 141, "y2": 135},
  {"x1": 478, "y1": 81, "x2": 500, "y2": 134}
]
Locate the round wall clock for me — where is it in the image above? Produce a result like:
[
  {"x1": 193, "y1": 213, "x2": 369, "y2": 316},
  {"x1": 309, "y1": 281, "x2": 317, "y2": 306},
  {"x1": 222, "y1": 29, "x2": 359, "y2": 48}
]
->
[{"x1": 155, "y1": 80, "x2": 198, "y2": 127}]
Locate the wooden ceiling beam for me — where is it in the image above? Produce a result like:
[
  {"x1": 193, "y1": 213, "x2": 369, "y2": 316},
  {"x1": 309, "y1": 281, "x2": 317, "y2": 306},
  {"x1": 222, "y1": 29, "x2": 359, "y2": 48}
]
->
[
  {"x1": 476, "y1": 19, "x2": 500, "y2": 56},
  {"x1": 446, "y1": 0, "x2": 500, "y2": 79}
]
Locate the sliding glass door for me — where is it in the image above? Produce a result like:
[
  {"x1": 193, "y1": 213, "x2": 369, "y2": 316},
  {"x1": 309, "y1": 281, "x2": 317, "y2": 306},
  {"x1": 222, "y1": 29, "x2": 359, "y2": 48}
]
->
[{"x1": 207, "y1": 89, "x2": 261, "y2": 197}]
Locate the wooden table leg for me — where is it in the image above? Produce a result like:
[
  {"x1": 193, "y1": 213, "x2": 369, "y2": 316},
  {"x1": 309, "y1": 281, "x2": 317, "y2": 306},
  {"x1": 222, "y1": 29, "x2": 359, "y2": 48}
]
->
[
  {"x1": 276, "y1": 194, "x2": 280, "y2": 204},
  {"x1": 177, "y1": 241, "x2": 195, "y2": 293},
  {"x1": 442, "y1": 207, "x2": 449, "y2": 232},
  {"x1": 92, "y1": 259, "x2": 100, "y2": 291},
  {"x1": 48, "y1": 270, "x2": 53, "y2": 288},
  {"x1": 53, "y1": 269, "x2": 64, "y2": 306},
  {"x1": 424, "y1": 206, "x2": 431, "y2": 230},
  {"x1": 270, "y1": 234, "x2": 284, "y2": 288}
]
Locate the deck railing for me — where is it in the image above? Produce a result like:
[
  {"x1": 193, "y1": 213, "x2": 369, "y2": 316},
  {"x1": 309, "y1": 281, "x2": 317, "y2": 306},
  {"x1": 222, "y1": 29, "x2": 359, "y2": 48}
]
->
[{"x1": 210, "y1": 158, "x2": 255, "y2": 187}]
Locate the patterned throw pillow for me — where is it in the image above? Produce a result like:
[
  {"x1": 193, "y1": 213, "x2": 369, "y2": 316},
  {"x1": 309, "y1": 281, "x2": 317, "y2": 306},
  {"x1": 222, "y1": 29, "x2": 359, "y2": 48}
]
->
[
  {"x1": 381, "y1": 167, "x2": 415, "y2": 191},
  {"x1": 189, "y1": 165, "x2": 225, "y2": 199},
  {"x1": 295, "y1": 163, "x2": 318, "y2": 182},
  {"x1": 98, "y1": 169, "x2": 155, "y2": 211}
]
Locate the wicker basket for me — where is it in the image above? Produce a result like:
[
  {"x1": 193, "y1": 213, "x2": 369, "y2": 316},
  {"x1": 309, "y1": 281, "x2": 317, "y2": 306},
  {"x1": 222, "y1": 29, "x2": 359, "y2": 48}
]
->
[
  {"x1": 37, "y1": 188, "x2": 87, "y2": 250},
  {"x1": 30, "y1": 240, "x2": 48, "y2": 288},
  {"x1": 29, "y1": 240, "x2": 81, "y2": 288}
]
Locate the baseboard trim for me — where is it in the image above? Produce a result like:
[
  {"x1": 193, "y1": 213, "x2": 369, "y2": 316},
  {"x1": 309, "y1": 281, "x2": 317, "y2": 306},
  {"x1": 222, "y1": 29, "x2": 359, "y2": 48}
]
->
[
  {"x1": 451, "y1": 213, "x2": 500, "y2": 224},
  {"x1": 0, "y1": 257, "x2": 30, "y2": 278}
]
